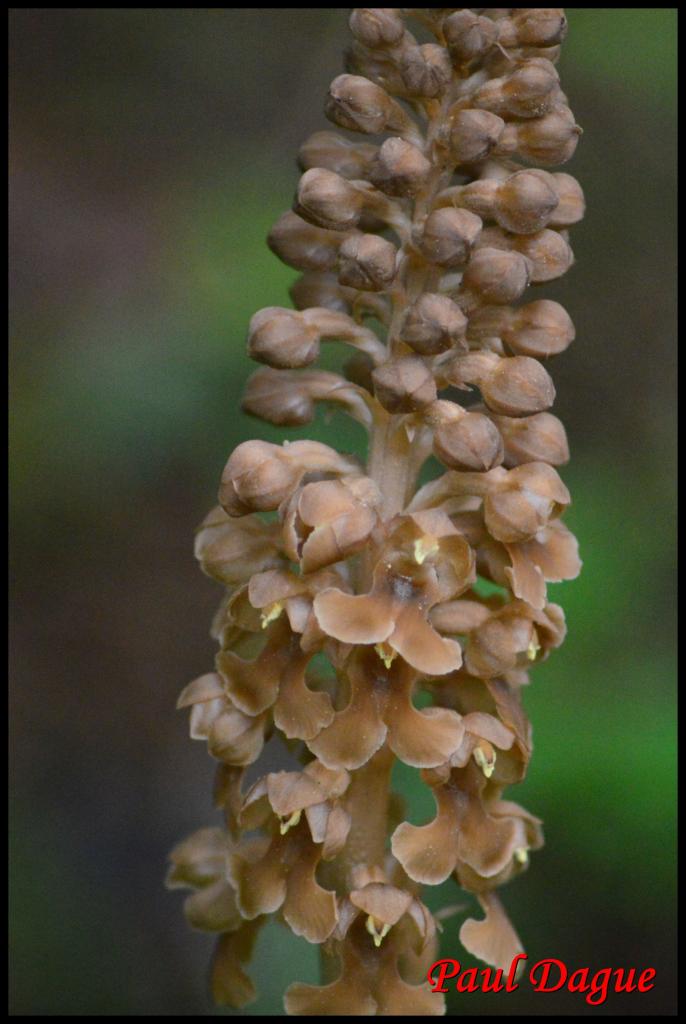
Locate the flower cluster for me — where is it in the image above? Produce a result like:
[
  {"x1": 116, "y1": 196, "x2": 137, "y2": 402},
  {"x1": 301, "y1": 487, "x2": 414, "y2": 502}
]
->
[{"x1": 168, "y1": 7, "x2": 582, "y2": 1015}]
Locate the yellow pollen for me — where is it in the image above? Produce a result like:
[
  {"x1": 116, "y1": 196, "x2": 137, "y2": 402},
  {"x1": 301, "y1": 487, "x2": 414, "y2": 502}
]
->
[
  {"x1": 374, "y1": 643, "x2": 397, "y2": 669},
  {"x1": 279, "y1": 809, "x2": 302, "y2": 835},
  {"x1": 527, "y1": 632, "x2": 540, "y2": 661},
  {"x1": 473, "y1": 745, "x2": 496, "y2": 779},
  {"x1": 261, "y1": 602, "x2": 283, "y2": 629},
  {"x1": 413, "y1": 535, "x2": 439, "y2": 565},
  {"x1": 365, "y1": 915, "x2": 391, "y2": 948},
  {"x1": 514, "y1": 847, "x2": 529, "y2": 865}
]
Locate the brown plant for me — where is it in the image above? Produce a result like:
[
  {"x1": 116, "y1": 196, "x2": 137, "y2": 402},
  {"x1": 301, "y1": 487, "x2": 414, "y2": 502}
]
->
[{"x1": 167, "y1": 7, "x2": 582, "y2": 1015}]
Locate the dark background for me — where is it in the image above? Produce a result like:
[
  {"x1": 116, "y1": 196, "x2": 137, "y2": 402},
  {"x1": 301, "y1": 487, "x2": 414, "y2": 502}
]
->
[{"x1": 9, "y1": 8, "x2": 677, "y2": 1016}]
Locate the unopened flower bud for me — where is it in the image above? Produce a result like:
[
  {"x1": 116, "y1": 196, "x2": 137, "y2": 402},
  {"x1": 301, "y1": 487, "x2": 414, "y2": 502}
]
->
[
  {"x1": 219, "y1": 441, "x2": 301, "y2": 516},
  {"x1": 399, "y1": 44, "x2": 453, "y2": 97},
  {"x1": 492, "y1": 169, "x2": 559, "y2": 233},
  {"x1": 399, "y1": 293, "x2": 467, "y2": 355},
  {"x1": 433, "y1": 408, "x2": 504, "y2": 471},
  {"x1": 348, "y1": 8, "x2": 406, "y2": 49},
  {"x1": 484, "y1": 462, "x2": 570, "y2": 542},
  {"x1": 467, "y1": 299, "x2": 575, "y2": 357},
  {"x1": 369, "y1": 137, "x2": 432, "y2": 197},
  {"x1": 338, "y1": 233, "x2": 397, "y2": 291},
  {"x1": 548, "y1": 172, "x2": 585, "y2": 227},
  {"x1": 344, "y1": 42, "x2": 406, "y2": 97},
  {"x1": 243, "y1": 368, "x2": 318, "y2": 425},
  {"x1": 439, "y1": 108, "x2": 506, "y2": 165},
  {"x1": 443, "y1": 169, "x2": 559, "y2": 234},
  {"x1": 289, "y1": 271, "x2": 351, "y2": 314},
  {"x1": 221, "y1": 439, "x2": 360, "y2": 519},
  {"x1": 511, "y1": 8, "x2": 568, "y2": 47},
  {"x1": 298, "y1": 131, "x2": 377, "y2": 179},
  {"x1": 472, "y1": 58, "x2": 560, "y2": 119},
  {"x1": 447, "y1": 350, "x2": 555, "y2": 416},
  {"x1": 480, "y1": 355, "x2": 555, "y2": 416},
  {"x1": 249, "y1": 305, "x2": 384, "y2": 369},
  {"x1": 443, "y1": 10, "x2": 499, "y2": 66},
  {"x1": 372, "y1": 356, "x2": 437, "y2": 412},
  {"x1": 326, "y1": 74, "x2": 410, "y2": 135},
  {"x1": 490, "y1": 410, "x2": 569, "y2": 466},
  {"x1": 243, "y1": 367, "x2": 370, "y2": 429},
  {"x1": 295, "y1": 168, "x2": 365, "y2": 231},
  {"x1": 477, "y1": 225, "x2": 573, "y2": 282},
  {"x1": 506, "y1": 105, "x2": 582, "y2": 166},
  {"x1": 416, "y1": 208, "x2": 482, "y2": 268},
  {"x1": 461, "y1": 247, "x2": 531, "y2": 306},
  {"x1": 268, "y1": 211, "x2": 342, "y2": 272},
  {"x1": 248, "y1": 308, "x2": 319, "y2": 368}
]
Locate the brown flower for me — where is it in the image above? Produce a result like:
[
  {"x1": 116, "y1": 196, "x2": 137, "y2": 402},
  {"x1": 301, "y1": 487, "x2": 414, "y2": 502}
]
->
[
  {"x1": 194, "y1": 505, "x2": 282, "y2": 585},
  {"x1": 177, "y1": 673, "x2": 267, "y2": 767},
  {"x1": 213, "y1": 618, "x2": 335, "y2": 741},
  {"x1": 313, "y1": 557, "x2": 463, "y2": 677},
  {"x1": 308, "y1": 650, "x2": 466, "y2": 771},
  {"x1": 243, "y1": 366, "x2": 373, "y2": 428},
  {"x1": 229, "y1": 761, "x2": 350, "y2": 942},
  {"x1": 285, "y1": 916, "x2": 444, "y2": 1016},
  {"x1": 219, "y1": 439, "x2": 361, "y2": 518},
  {"x1": 464, "y1": 598, "x2": 566, "y2": 678},
  {"x1": 480, "y1": 519, "x2": 581, "y2": 610},
  {"x1": 166, "y1": 827, "x2": 239, "y2": 932},
  {"x1": 391, "y1": 762, "x2": 540, "y2": 887},
  {"x1": 281, "y1": 475, "x2": 382, "y2": 573},
  {"x1": 166, "y1": 827, "x2": 266, "y2": 1008}
]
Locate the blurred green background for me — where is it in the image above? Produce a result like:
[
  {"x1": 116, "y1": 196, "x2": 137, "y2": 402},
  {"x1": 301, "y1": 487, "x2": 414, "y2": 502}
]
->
[{"x1": 9, "y1": 8, "x2": 676, "y2": 1017}]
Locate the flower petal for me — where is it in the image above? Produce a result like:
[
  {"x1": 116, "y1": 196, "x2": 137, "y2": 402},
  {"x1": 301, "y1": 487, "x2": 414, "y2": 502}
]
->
[
  {"x1": 266, "y1": 769, "x2": 336, "y2": 818},
  {"x1": 430, "y1": 599, "x2": 491, "y2": 635},
  {"x1": 525, "y1": 522, "x2": 581, "y2": 582},
  {"x1": 383, "y1": 670, "x2": 465, "y2": 768},
  {"x1": 229, "y1": 838, "x2": 288, "y2": 919},
  {"x1": 284, "y1": 943, "x2": 377, "y2": 1016},
  {"x1": 215, "y1": 644, "x2": 282, "y2": 716},
  {"x1": 313, "y1": 588, "x2": 396, "y2": 645},
  {"x1": 282, "y1": 843, "x2": 338, "y2": 943},
  {"x1": 301, "y1": 508, "x2": 376, "y2": 574},
  {"x1": 349, "y1": 883, "x2": 413, "y2": 927},
  {"x1": 305, "y1": 802, "x2": 351, "y2": 860},
  {"x1": 195, "y1": 506, "x2": 280, "y2": 585},
  {"x1": 456, "y1": 773, "x2": 520, "y2": 878},
  {"x1": 375, "y1": 956, "x2": 446, "y2": 1017},
  {"x1": 184, "y1": 878, "x2": 241, "y2": 932},
  {"x1": 462, "y1": 712, "x2": 515, "y2": 752},
  {"x1": 208, "y1": 708, "x2": 266, "y2": 767},
  {"x1": 459, "y1": 893, "x2": 523, "y2": 972},
  {"x1": 390, "y1": 605, "x2": 462, "y2": 676},
  {"x1": 189, "y1": 697, "x2": 225, "y2": 741},
  {"x1": 177, "y1": 672, "x2": 225, "y2": 710},
  {"x1": 504, "y1": 543, "x2": 546, "y2": 610},
  {"x1": 391, "y1": 787, "x2": 460, "y2": 884},
  {"x1": 307, "y1": 671, "x2": 387, "y2": 771},
  {"x1": 166, "y1": 827, "x2": 228, "y2": 890},
  {"x1": 273, "y1": 658, "x2": 335, "y2": 741},
  {"x1": 211, "y1": 920, "x2": 262, "y2": 1008}
]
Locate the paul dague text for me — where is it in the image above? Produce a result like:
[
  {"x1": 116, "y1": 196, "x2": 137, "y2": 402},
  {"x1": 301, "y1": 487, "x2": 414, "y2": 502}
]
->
[{"x1": 428, "y1": 956, "x2": 656, "y2": 1007}]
